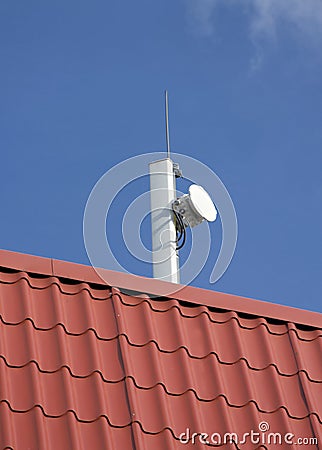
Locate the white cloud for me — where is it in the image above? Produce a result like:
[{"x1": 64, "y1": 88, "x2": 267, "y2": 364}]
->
[
  {"x1": 185, "y1": 0, "x2": 219, "y2": 36},
  {"x1": 185, "y1": 0, "x2": 322, "y2": 41},
  {"x1": 249, "y1": 0, "x2": 322, "y2": 40}
]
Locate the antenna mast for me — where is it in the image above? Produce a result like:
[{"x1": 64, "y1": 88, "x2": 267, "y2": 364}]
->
[
  {"x1": 149, "y1": 90, "x2": 179, "y2": 283},
  {"x1": 149, "y1": 91, "x2": 217, "y2": 284}
]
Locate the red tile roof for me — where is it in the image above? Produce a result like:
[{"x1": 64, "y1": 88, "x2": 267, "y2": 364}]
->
[{"x1": 0, "y1": 249, "x2": 321, "y2": 449}]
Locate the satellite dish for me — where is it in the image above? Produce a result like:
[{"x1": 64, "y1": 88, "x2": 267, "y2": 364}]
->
[
  {"x1": 189, "y1": 185, "x2": 217, "y2": 222},
  {"x1": 172, "y1": 184, "x2": 217, "y2": 228}
]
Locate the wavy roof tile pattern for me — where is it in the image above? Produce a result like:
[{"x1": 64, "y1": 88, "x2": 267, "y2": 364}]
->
[{"x1": 0, "y1": 249, "x2": 321, "y2": 450}]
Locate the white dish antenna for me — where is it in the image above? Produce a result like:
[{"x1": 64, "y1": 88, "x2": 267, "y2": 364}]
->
[
  {"x1": 172, "y1": 184, "x2": 217, "y2": 228},
  {"x1": 189, "y1": 185, "x2": 217, "y2": 222}
]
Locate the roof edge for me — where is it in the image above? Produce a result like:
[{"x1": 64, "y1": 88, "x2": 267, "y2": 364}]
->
[{"x1": 0, "y1": 249, "x2": 321, "y2": 329}]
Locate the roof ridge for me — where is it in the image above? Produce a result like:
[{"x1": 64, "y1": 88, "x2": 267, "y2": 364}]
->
[
  {"x1": 1, "y1": 276, "x2": 321, "y2": 339},
  {"x1": 0, "y1": 271, "x2": 112, "y2": 299},
  {"x1": 0, "y1": 248, "x2": 321, "y2": 328}
]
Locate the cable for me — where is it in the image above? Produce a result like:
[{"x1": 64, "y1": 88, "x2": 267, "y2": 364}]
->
[
  {"x1": 174, "y1": 211, "x2": 183, "y2": 240},
  {"x1": 173, "y1": 210, "x2": 186, "y2": 250},
  {"x1": 176, "y1": 228, "x2": 186, "y2": 250},
  {"x1": 173, "y1": 210, "x2": 183, "y2": 240}
]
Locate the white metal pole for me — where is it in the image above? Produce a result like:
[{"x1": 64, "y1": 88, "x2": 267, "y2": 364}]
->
[{"x1": 149, "y1": 158, "x2": 179, "y2": 283}]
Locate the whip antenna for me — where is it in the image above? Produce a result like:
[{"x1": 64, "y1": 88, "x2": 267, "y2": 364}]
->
[{"x1": 165, "y1": 90, "x2": 171, "y2": 158}]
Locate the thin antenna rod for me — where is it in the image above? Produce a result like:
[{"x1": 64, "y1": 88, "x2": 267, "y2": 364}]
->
[{"x1": 165, "y1": 90, "x2": 171, "y2": 159}]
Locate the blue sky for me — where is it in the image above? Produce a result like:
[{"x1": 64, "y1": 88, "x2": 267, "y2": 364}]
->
[{"x1": 0, "y1": 0, "x2": 321, "y2": 312}]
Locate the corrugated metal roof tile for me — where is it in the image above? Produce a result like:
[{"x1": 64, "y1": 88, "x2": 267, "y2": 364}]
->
[
  {"x1": 0, "y1": 250, "x2": 321, "y2": 449},
  {"x1": 112, "y1": 291, "x2": 322, "y2": 381},
  {"x1": 0, "y1": 403, "x2": 136, "y2": 450},
  {"x1": 0, "y1": 321, "x2": 123, "y2": 379}
]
